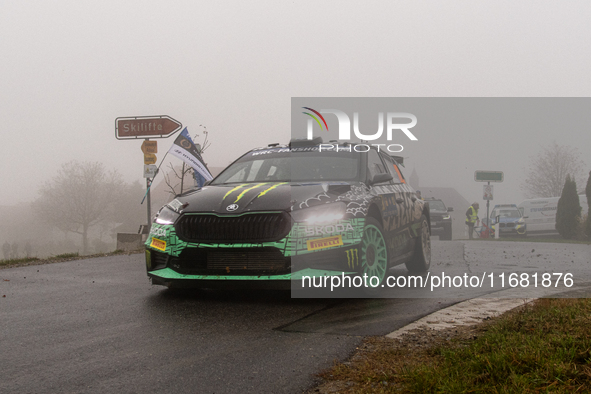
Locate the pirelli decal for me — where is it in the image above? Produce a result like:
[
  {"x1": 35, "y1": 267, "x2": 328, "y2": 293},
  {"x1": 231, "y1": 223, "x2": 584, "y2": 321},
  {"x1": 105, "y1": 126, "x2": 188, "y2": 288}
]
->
[
  {"x1": 150, "y1": 238, "x2": 167, "y2": 252},
  {"x1": 307, "y1": 235, "x2": 343, "y2": 251}
]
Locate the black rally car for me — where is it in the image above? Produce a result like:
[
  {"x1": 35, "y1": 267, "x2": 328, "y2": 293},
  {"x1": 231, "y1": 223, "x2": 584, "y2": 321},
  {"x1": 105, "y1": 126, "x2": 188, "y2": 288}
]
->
[
  {"x1": 144, "y1": 139, "x2": 431, "y2": 289},
  {"x1": 426, "y1": 198, "x2": 453, "y2": 240}
]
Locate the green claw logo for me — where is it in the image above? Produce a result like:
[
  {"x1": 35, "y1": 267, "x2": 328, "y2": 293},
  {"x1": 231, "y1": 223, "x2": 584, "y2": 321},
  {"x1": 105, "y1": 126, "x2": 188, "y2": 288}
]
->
[{"x1": 346, "y1": 248, "x2": 359, "y2": 268}]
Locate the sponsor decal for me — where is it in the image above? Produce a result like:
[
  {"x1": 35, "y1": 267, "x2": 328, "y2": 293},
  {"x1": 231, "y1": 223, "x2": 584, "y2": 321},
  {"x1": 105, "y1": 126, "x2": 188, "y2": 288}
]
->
[
  {"x1": 223, "y1": 184, "x2": 248, "y2": 200},
  {"x1": 257, "y1": 182, "x2": 287, "y2": 198},
  {"x1": 306, "y1": 235, "x2": 343, "y2": 251},
  {"x1": 233, "y1": 183, "x2": 267, "y2": 203},
  {"x1": 304, "y1": 223, "x2": 354, "y2": 237},
  {"x1": 223, "y1": 182, "x2": 286, "y2": 203},
  {"x1": 531, "y1": 205, "x2": 557, "y2": 216},
  {"x1": 150, "y1": 238, "x2": 167, "y2": 252},
  {"x1": 149, "y1": 226, "x2": 167, "y2": 237},
  {"x1": 345, "y1": 248, "x2": 359, "y2": 269}
]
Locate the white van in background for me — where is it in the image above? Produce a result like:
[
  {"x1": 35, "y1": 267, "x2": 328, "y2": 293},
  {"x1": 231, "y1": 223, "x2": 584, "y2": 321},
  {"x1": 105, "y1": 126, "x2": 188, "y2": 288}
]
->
[{"x1": 518, "y1": 195, "x2": 588, "y2": 234}]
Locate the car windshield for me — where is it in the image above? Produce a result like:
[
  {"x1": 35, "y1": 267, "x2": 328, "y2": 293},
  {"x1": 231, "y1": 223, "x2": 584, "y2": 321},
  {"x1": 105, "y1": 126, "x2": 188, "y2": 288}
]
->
[
  {"x1": 428, "y1": 201, "x2": 446, "y2": 211},
  {"x1": 493, "y1": 209, "x2": 521, "y2": 218},
  {"x1": 211, "y1": 148, "x2": 361, "y2": 184}
]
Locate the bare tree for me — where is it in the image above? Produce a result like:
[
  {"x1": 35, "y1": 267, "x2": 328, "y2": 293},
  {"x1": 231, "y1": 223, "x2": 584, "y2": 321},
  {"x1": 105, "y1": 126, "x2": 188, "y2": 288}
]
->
[
  {"x1": 163, "y1": 125, "x2": 211, "y2": 196},
  {"x1": 163, "y1": 162, "x2": 193, "y2": 196},
  {"x1": 33, "y1": 161, "x2": 124, "y2": 255},
  {"x1": 522, "y1": 142, "x2": 586, "y2": 198}
]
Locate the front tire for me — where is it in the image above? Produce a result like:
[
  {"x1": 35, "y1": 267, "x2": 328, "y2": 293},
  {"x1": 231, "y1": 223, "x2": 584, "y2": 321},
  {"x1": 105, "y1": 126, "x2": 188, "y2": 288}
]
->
[
  {"x1": 360, "y1": 217, "x2": 389, "y2": 289},
  {"x1": 406, "y1": 214, "x2": 431, "y2": 273}
]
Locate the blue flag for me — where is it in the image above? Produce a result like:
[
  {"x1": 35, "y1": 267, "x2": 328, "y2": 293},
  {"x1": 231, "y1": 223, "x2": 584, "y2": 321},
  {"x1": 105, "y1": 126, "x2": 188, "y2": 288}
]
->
[{"x1": 168, "y1": 128, "x2": 213, "y2": 185}]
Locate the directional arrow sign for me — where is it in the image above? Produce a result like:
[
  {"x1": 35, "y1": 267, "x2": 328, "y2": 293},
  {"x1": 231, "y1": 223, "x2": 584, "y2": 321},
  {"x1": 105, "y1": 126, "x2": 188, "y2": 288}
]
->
[
  {"x1": 144, "y1": 153, "x2": 157, "y2": 164},
  {"x1": 141, "y1": 140, "x2": 158, "y2": 154},
  {"x1": 116, "y1": 116, "x2": 182, "y2": 139}
]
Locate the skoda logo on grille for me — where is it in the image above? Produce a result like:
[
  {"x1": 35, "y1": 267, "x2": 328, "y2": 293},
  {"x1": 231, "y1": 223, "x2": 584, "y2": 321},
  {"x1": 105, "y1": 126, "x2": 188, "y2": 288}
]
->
[{"x1": 226, "y1": 204, "x2": 239, "y2": 212}]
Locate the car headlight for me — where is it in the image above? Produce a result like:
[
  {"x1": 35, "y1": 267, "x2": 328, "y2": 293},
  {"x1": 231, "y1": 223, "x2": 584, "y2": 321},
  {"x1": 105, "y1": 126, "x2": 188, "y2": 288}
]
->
[
  {"x1": 517, "y1": 218, "x2": 525, "y2": 224},
  {"x1": 442, "y1": 214, "x2": 450, "y2": 220},
  {"x1": 154, "y1": 199, "x2": 186, "y2": 225},
  {"x1": 291, "y1": 202, "x2": 346, "y2": 224}
]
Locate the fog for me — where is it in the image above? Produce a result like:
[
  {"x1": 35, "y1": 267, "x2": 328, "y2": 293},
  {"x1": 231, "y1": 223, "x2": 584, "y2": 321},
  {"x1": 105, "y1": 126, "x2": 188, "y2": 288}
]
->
[{"x1": 1, "y1": 1, "x2": 591, "y2": 255}]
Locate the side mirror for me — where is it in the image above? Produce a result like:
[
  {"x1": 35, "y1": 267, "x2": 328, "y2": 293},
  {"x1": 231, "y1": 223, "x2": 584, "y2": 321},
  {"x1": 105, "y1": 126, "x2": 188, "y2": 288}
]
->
[
  {"x1": 447, "y1": 207, "x2": 454, "y2": 212},
  {"x1": 369, "y1": 172, "x2": 393, "y2": 186},
  {"x1": 523, "y1": 216, "x2": 529, "y2": 219}
]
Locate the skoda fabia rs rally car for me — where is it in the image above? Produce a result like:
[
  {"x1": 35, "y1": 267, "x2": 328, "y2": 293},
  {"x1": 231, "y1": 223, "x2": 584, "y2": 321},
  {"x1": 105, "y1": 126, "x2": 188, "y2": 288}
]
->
[{"x1": 144, "y1": 138, "x2": 431, "y2": 291}]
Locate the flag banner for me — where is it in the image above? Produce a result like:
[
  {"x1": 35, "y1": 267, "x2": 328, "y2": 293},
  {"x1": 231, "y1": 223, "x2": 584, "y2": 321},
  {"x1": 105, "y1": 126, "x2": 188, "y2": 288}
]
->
[
  {"x1": 193, "y1": 169, "x2": 208, "y2": 188},
  {"x1": 168, "y1": 128, "x2": 213, "y2": 182}
]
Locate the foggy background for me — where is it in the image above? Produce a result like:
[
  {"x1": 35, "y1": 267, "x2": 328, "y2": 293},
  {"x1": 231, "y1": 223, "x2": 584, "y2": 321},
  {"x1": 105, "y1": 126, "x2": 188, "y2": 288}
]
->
[{"x1": 1, "y1": 1, "x2": 590, "y2": 257}]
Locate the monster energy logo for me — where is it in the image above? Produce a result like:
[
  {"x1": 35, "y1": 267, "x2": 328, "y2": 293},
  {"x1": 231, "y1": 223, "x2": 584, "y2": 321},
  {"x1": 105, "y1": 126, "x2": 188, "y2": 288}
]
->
[
  {"x1": 222, "y1": 182, "x2": 287, "y2": 203},
  {"x1": 345, "y1": 249, "x2": 359, "y2": 268}
]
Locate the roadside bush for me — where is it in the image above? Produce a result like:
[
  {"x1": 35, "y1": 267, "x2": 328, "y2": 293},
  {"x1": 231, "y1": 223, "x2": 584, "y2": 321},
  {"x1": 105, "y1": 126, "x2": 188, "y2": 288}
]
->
[
  {"x1": 578, "y1": 214, "x2": 590, "y2": 241},
  {"x1": 585, "y1": 171, "x2": 591, "y2": 239},
  {"x1": 556, "y1": 175, "x2": 581, "y2": 239},
  {"x1": 573, "y1": 215, "x2": 591, "y2": 241}
]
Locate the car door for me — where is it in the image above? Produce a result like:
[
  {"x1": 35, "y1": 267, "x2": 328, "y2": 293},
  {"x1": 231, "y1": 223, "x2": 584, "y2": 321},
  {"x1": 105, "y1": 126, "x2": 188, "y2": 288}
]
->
[
  {"x1": 366, "y1": 149, "x2": 408, "y2": 258},
  {"x1": 381, "y1": 153, "x2": 417, "y2": 256}
]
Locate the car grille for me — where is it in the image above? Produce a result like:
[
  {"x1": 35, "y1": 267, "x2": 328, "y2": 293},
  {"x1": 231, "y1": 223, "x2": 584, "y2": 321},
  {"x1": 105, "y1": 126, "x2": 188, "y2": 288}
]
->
[
  {"x1": 175, "y1": 212, "x2": 291, "y2": 243},
  {"x1": 169, "y1": 247, "x2": 290, "y2": 275}
]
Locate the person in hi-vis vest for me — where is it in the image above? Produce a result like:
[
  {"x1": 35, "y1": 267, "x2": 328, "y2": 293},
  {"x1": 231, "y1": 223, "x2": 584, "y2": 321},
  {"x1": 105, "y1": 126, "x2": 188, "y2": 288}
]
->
[{"x1": 465, "y1": 202, "x2": 479, "y2": 239}]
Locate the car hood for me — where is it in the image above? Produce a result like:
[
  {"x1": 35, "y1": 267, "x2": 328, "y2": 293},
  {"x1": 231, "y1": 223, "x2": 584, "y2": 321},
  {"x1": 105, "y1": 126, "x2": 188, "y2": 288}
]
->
[{"x1": 174, "y1": 182, "x2": 359, "y2": 215}]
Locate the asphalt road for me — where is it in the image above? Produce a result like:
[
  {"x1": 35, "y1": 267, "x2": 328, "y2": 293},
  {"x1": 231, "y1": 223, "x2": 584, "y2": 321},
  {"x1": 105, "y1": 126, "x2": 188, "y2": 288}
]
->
[{"x1": 1, "y1": 239, "x2": 588, "y2": 393}]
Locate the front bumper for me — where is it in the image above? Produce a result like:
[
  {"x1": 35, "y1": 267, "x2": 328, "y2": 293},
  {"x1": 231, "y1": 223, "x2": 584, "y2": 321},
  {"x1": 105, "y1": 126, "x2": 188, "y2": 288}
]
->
[
  {"x1": 144, "y1": 218, "x2": 365, "y2": 287},
  {"x1": 491, "y1": 223, "x2": 527, "y2": 235},
  {"x1": 430, "y1": 220, "x2": 451, "y2": 235}
]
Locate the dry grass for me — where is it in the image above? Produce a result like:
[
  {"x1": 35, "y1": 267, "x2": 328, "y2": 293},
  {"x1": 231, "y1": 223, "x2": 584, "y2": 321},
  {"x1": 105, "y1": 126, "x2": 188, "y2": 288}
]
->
[
  {"x1": 312, "y1": 298, "x2": 591, "y2": 393},
  {"x1": 0, "y1": 249, "x2": 141, "y2": 269}
]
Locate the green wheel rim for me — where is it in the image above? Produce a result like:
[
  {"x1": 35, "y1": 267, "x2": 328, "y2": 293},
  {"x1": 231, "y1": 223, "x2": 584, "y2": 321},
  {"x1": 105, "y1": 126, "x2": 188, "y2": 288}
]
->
[{"x1": 361, "y1": 224, "x2": 388, "y2": 287}]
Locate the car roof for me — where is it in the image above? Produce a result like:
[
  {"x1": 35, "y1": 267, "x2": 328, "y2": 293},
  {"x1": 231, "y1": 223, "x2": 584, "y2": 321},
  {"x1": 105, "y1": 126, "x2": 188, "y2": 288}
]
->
[{"x1": 248, "y1": 140, "x2": 405, "y2": 165}]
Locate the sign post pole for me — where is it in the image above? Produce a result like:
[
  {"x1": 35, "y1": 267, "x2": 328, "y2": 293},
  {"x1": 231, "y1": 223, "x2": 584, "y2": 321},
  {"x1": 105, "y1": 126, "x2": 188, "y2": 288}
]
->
[
  {"x1": 115, "y1": 115, "x2": 181, "y2": 233},
  {"x1": 475, "y1": 171, "x2": 503, "y2": 239},
  {"x1": 146, "y1": 177, "x2": 151, "y2": 228},
  {"x1": 141, "y1": 139, "x2": 159, "y2": 226},
  {"x1": 486, "y1": 182, "x2": 490, "y2": 235}
]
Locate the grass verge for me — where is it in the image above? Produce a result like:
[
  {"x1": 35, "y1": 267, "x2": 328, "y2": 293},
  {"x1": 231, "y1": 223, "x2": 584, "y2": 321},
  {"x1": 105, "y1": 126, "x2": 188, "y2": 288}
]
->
[
  {"x1": 0, "y1": 257, "x2": 40, "y2": 267},
  {"x1": 315, "y1": 298, "x2": 591, "y2": 393},
  {"x1": 471, "y1": 237, "x2": 590, "y2": 245},
  {"x1": 0, "y1": 249, "x2": 142, "y2": 269}
]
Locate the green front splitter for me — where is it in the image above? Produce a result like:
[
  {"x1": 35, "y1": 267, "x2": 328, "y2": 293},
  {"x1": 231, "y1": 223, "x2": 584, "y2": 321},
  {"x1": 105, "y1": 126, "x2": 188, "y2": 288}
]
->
[
  {"x1": 148, "y1": 267, "x2": 356, "y2": 290},
  {"x1": 149, "y1": 267, "x2": 355, "y2": 281}
]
